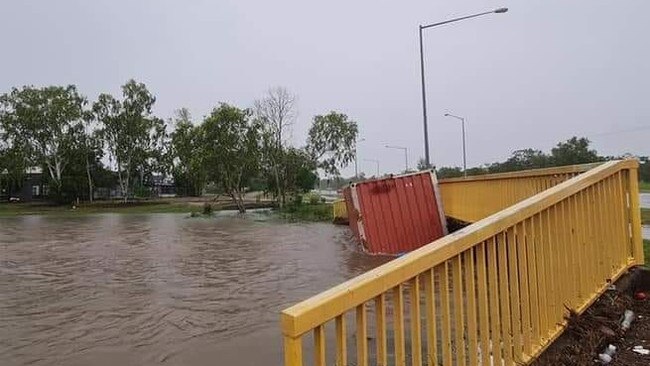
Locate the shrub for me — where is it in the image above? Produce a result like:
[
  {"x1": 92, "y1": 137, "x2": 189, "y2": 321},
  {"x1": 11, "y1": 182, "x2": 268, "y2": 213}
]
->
[
  {"x1": 309, "y1": 194, "x2": 320, "y2": 205},
  {"x1": 202, "y1": 203, "x2": 213, "y2": 215},
  {"x1": 292, "y1": 194, "x2": 303, "y2": 206}
]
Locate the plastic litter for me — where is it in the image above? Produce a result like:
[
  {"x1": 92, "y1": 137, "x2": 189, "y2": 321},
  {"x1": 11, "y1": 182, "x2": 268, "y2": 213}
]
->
[
  {"x1": 598, "y1": 353, "x2": 612, "y2": 364},
  {"x1": 597, "y1": 344, "x2": 617, "y2": 363},
  {"x1": 633, "y1": 346, "x2": 650, "y2": 355},
  {"x1": 621, "y1": 309, "x2": 635, "y2": 330},
  {"x1": 604, "y1": 344, "x2": 617, "y2": 356}
]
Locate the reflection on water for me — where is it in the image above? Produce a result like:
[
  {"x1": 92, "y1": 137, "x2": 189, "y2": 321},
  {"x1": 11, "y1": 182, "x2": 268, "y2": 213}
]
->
[{"x1": 0, "y1": 213, "x2": 390, "y2": 366}]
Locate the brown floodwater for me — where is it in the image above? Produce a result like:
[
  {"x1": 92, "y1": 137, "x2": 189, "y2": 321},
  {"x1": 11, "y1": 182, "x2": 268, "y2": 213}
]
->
[{"x1": 0, "y1": 212, "x2": 390, "y2": 366}]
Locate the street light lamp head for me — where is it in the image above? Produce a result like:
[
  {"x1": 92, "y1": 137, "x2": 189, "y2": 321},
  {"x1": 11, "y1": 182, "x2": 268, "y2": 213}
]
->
[{"x1": 494, "y1": 7, "x2": 508, "y2": 13}]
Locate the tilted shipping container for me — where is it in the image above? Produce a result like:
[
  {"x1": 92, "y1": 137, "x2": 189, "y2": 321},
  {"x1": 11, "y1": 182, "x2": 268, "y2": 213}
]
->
[{"x1": 344, "y1": 170, "x2": 447, "y2": 255}]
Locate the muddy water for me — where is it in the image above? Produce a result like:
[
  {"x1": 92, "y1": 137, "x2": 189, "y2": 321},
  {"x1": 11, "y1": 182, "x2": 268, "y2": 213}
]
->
[{"x1": 0, "y1": 213, "x2": 389, "y2": 366}]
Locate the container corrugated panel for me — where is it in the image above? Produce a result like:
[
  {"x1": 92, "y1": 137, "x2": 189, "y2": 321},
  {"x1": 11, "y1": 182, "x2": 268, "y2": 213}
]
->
[
  {"x1": 346, "y1": 170, "x2": 447, "y2": 255},
  {"x1": 343, "y1": 187, "x2": 360, "y2": 238}
]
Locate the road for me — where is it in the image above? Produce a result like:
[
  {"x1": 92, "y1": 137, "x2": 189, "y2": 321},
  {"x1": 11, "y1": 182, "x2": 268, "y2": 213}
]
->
[{"x1": 641, "y1": 193, "x2": 649, "y2": 239}]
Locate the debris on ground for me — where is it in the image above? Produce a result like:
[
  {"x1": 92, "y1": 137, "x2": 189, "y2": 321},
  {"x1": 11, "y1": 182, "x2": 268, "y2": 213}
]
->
[{"x1": 532, "y1": 266, "x2": 650, "y2": 366}]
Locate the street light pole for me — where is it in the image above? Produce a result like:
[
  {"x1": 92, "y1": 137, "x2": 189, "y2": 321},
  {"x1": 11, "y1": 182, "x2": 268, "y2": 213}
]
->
[
  {"x1": 354, "y1": 138, "x2": 365, "y2": 178},
  {"x1": 385, "y1": 145, "x2": 409, "y2": 172},
  {"x1": 418, "y1": 7, "x2": 507, "y2": 168},
  {"x1": 444, "y1": 113, "x2": 467, "y2": 177}
]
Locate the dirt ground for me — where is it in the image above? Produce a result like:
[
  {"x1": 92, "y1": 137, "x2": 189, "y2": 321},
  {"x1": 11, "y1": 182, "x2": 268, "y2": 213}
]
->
[{"x1": 533, "y1": 266, "x2": 650, "y2": 366}]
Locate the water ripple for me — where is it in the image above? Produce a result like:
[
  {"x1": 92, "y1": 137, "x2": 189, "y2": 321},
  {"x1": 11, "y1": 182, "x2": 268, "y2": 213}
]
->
[{"x1": 0, "y1": 213, "x2": 389, "y2": 365}]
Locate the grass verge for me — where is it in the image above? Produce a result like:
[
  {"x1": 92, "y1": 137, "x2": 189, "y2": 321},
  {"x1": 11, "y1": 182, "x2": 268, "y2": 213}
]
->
[
  {"x1": 645, "y1": 239, "x2": 650, "y2": 266},
  {"x1": 640, "y1": 180, "x2": 650, "y2": 193},
  {"x1": 0, "y1": 201, "x2": 197, "y2": 217},
  {"x1": 643, "y1": 208, "x2": 650, "y2": 226}
]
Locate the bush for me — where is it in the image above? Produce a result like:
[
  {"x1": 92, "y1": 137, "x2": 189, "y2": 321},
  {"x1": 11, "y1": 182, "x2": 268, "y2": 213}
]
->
[
  {"x1": 292, "y1": 194, "x2": 303, "y2": 206},
  {"x1": 202, "y1": 203, "x2": 213, "y2": 215},
  {"x1": 309, "y1": 194, "x2": 320, "y2": 205}
]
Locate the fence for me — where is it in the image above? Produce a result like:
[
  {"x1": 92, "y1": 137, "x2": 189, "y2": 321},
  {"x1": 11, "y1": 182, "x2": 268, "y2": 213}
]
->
[{"x1": 281, "y1": 160, "x2": 643, "y2": 366}]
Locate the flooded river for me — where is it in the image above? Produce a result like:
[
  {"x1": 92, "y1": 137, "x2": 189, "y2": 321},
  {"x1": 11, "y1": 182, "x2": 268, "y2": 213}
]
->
[{"x1": 0, "y1": 213, "x2": 389, "y2": 366}]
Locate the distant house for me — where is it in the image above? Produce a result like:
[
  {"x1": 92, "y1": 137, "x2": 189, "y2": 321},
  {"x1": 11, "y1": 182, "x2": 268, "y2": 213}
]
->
[
  {"x1": 0, "y1": 167, "x2": 49, "y2": 202},
  {"x1": 149, "y1": 174, "x2": 176, "y2": 197}
]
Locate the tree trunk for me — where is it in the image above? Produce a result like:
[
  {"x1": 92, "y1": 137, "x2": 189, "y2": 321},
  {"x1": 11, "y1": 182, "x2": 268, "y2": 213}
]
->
[
  {"x1": 231, "y1": 190, "x2": 246, "y2": 214},
  {"x1": 273, "y1": 163, "x2": 282, "y2": 209},
  {"x1": 124, "y1": 172, "x2": 130, "y2": 203},
  {"x1": 85, "y1": 155, "x2": 93, "y2": 203}
]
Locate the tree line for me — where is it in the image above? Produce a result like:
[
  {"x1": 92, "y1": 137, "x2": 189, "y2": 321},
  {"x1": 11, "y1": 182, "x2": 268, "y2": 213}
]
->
[
  {"x1": 0, "y1": 81, "x2": 359, "y2": 211},
  {"x1": 425, "y1": 136, "x2": 650, "y2": 181}
]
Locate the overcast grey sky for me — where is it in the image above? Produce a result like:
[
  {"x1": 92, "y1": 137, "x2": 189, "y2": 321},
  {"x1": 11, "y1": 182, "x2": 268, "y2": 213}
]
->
[{"x1": 2, "y1": 0, "x2": 648, "y2": 176}]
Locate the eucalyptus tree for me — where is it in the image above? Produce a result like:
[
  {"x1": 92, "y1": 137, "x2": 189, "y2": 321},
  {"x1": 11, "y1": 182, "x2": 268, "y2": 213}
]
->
[
  {"x1": 0, "y1": 85, "x2": 86, "y2": 199},
  {"x1": 255, "y1": 87, "x2": 296, "y2": 207},
  {"x1": 92, "y1": 80, "x2": 166, "y2": 202},
  {"x1": 306, "y1": 111, "x2": 358, "y2": 176},
  {"x1": 202, "y1": 103, "x2": 262, "y2": 213},
  {"x1": 169, "y1": 108, "x2": 206, "y2": 196}
]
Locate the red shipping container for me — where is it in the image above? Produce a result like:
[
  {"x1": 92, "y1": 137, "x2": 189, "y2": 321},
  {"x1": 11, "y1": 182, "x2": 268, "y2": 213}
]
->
[{"x1": 344, "y1": 170, "x2": 447, "y2": 255}]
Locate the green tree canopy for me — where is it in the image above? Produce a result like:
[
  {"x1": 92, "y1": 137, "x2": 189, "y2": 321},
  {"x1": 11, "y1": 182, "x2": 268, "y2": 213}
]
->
[
  {"x1": 169, "y1": 108, "x2": 205, "y2": 196},
  {"x1": 307, "y1": 111, "x2": 358, "y2": 176},
  {"x1": 550, "y1": 137, "x2": 601, "y2": 166},
  {"x1": 202, "y1": 103, "x2": 262, "y2": 212},
  {"x1": 0, "y1": 85, "x2": 86, "y2": 199},
  {"x1": 92, "y1": 80, "x2": 166, "y2": 202}
]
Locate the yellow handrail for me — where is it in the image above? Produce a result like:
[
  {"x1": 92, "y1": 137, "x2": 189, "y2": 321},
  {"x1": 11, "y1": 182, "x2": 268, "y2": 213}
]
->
[
  {"x1": 281, "y1": 159, "x2": 643, "y2": 366},
  {"x1": 332, "y1": 199, "x2": 348, "y2": 221},
  {"x1": 438, "y1": 162, "x2": 601, "y2": 223}
]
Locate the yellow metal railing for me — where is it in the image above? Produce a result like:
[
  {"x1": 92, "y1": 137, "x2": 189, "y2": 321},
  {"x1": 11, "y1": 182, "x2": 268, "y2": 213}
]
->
[
  {"x1": 438, "y1": 162, "x2": 602, "y2": 223},
  {"x1": 281, "y1": 160, "x2": 644, "y2": 366},
  {"x1": 332, "y1": 199, "x2": 348, "y2": 222}
]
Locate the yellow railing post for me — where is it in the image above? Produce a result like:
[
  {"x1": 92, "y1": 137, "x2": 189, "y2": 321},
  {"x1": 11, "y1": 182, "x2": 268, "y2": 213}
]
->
[
  {"x1": 283, "y1": 336, "x2": 303, "y2": 366},
  {"x1": 628, "y1": 164, "x2": 644, "y2": 265}
]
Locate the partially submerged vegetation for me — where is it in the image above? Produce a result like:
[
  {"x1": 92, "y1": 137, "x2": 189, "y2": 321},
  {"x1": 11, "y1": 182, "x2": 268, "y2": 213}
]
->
[
  {"x1": 277, "y1": 203, "x2": 332, "y2": 222},
  {"x1": 276, "y1": 194, "x2": 332, "y2": 222}
]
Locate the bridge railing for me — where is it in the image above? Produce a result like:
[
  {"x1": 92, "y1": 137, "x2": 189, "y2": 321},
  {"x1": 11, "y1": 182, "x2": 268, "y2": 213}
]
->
[
  {"x1": 332, "y1": 199, "x2": 348, "y2": 222},
  {"x1": 281, "y1": 160, "x2": 643, "y2": 366},
  {"x1": 438, "y1": 162, "x2": 602, "y2": 223}
]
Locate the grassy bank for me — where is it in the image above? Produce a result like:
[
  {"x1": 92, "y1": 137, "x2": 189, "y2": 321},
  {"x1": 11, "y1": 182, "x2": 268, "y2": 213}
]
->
[
  {"x1": 640, "y1": 180, "x2": 650, "y2": 193},
  {"x1": 0, "y1": 200, "x2": 332, "y2": 222},
  {"x1": 645, "y1": 239, "x2": 650, "y2": 266},
  {"x1": 0, "y1": 201, "x2": 198, "y2": 217},
  {"x1": 277, "y1": 203, "x2": 332, "y2": 222},
  {"x1": 643, "y1": 208, "x2": 650, "y2": 226}
]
